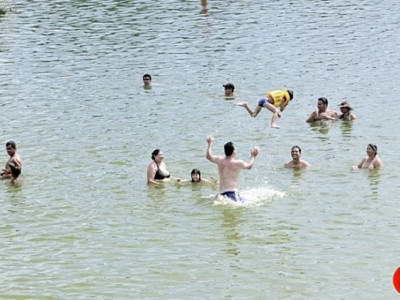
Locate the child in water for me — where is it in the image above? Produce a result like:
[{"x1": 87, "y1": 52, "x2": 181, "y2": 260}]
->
[
  {"x1": 176, "y1": 168, "x2": 217, "y2": 184},
  {"x1": 8, "y1": 162, "x2": 21, "y2": 185},
  {"x1": 236, "y1": 89, "x2": 293, "y2": 129}
]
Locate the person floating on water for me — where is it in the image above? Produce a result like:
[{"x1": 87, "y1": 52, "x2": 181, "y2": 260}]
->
[
  {"x1": 206, "y1": 135, "x2": 259, "y2": 202},
  {"x1": 236, "y1": 89, "x2": 293, "y2": 129}
]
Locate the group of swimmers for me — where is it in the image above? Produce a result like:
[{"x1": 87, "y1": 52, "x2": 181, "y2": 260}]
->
[{"x1": 145, "y1": 76, "x2": 383, "y2": 202}]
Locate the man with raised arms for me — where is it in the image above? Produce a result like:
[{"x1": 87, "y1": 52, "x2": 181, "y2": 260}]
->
[{"x1": 206, "y1": 136, "x2": 259, "y2": 202}]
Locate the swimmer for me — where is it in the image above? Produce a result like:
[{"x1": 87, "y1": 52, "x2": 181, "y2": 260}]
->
[
  {"x1": 338, "y1": 101, "x2": 357, "y2": 121},
  {"x1": 143, "y1": 73, "x2": 152, "y2": 89},
  {"x1": 1, "y1": 141, "x2": 22, "y2": 179},
  {"x1": 236, "y1": 89, "x2": 293, "y2": 129},
  {"x1": 206, "y1": 135, "x2": 259, "y2": 202},
  {"x1": 284, "y1": 145, "x2": 311, "y2": 169},
  {"x1": 223, "y1": 83, "x2": 236, "y2": 99},
  {"x1": 351, "y1": 144, "x2": 383, "y2": 170},
  {"x1": 147, "y1": 149, "x2": 171, "y2": 184},
  {"x1": 306, "y1": 97, "x2": 338, "y2": 123},
  {"x1": 176, "y1": 168, "x2": 217, "y2": 184}
]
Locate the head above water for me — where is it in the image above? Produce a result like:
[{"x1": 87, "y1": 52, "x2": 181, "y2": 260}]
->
[
  {"x1": 224, "y1": 142, "x2": 235, "y2": 156},
  {"x1": 151, "y1": 149, "x2": 162, "y2": 160},
  {"x1": 318, "y1": 97, "x2": 328, "y2": 105},
  {"x1": 339, "y1": 101, "x2": 353, "y2": 111},
  {"x1": 291, "y1": 145, "x2": 302, "y2": 154},
  {"x1": 191, "y1": 168, "x2": 201, "y2": 182},
  {"x1": 223, "y1": 83, "x2": 235, "y2": 92},
  {"x1": 6, "y1": 140, "x2": 16, "y2": 150},
  {"x1": 367, "y1": 144, "x2": 378, "y2": 156}
]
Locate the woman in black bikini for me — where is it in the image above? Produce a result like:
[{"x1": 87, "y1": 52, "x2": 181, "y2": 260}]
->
[{"x1": 147, "y1": 149, "x2": 171, "y2": 185}]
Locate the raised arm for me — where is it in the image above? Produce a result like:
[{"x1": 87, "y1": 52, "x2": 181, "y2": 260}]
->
[
  {"x1": 206, "y1": 136, "x2": 221, "y2": 164},
  {"x1": 242, "y1": 146, "x2": 259, "y2": 169}
]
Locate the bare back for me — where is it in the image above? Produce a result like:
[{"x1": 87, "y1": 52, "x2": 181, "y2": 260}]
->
[{"x1": 216, "y1": 157, "x2": 245, "y2": 193}]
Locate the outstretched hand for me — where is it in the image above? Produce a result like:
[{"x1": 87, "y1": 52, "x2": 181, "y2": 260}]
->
[
  {"x1": 251, "y1": 146, "x2": 259, "y2": 157},
  {"x1": 206, "y1": 135, "x2": 214, "y2": 144}
]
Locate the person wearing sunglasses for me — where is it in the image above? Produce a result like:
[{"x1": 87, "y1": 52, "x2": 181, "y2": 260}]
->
[{"x1": 142, "y1": 74, "x2": 152, "y2": 89}]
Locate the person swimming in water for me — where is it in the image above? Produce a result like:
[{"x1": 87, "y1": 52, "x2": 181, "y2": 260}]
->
[
  {"x1": 338, "y1": 101, "x2": 357, "y2": 121},
  {"x1": 206, "y1": 136, "x2": 259, "y2": 202},
  {"x1": 147, "y1": 149, "x2": 171, "y2": 184},
  {"x1": 351, "y1": 144, "x2": 383, "y2": 170},
  {"x1": 284, "y1": 145, "x2": 311, "y2": 169},
  {"x1": 176, "y1": 168, "x2": 217, "y2": 184},
  {"x1": 236, "y1": 89, "x2": 293, "y2": 129}
]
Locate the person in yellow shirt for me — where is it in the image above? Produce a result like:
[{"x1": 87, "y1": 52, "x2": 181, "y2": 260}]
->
[{"x1": 236, "y1": 89, "x2": 293, "y2": 129}]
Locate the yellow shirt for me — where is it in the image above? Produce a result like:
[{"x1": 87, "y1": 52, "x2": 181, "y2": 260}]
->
[{"x1": 267, "y1": 90, "x2": 291, "y2": 108}]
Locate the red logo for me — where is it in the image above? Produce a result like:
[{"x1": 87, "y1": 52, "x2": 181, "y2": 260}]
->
[{"x1": 393, "y1": 267, "x2": 400, "y2": 293}]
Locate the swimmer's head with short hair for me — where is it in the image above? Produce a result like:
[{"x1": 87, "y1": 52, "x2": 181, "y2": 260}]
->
[
  {"x1": 6, "y1": 140, "x2": 16, "y2": 150},
  {"x1": 318, "y1": 97, "x2": 328, "y2": 105},
  {"x1": 224, "y1": 142, "x2": 235, "y2": 157},
  {"x1": 223, "y1": 83, "x2": 235, "y2": 91},
  {"x1": 291, "y1": 145, "x2": 301, "y2": 153}
]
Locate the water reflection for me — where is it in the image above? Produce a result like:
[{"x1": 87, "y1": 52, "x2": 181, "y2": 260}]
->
[
  {"x1": 340, "y1": 120, "x2": 353, "y2": 138},
  {"x1": 367, "y1": 171, "x2": 380, "y2": 201},
  {"x1": 309, "y1": 121, "x2": 333, "y2": 136},
  {"x1": 220, "y1": 208, "x2": 243, "y2": 256}
]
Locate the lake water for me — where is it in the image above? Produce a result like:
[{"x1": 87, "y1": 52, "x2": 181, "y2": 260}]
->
[{"x1": 1, "y1": 0, "x2": 400, "y2": 299}]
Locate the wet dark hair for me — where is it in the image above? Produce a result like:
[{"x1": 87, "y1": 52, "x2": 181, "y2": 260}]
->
[
  {"x1": 224, "y1": 142, "x2": 235, "y2": 156},
  {"x1": 151, "y1": 149, "x2": 160, "y2": 160},
  {"x1": 143, "y1": 74, "x2": 152, "y2": 80},
  {"x1": 7, "y1": 162, "x2": 21, "y2": 178},
  {"x1": 318, "y1": 97, "x2": 328, "y2": 105},
  {"x1": 287, "y1": 90, "x2": 294, "y2": 100},
  {"x1": 6, "y1": 140, "x2": 16, "y2": 149},
  {"x1": 291, "y1": 145, "x2": 302, "y2": 153},
  {"x1": 191, "y1": 168, "x2": 201, "y2": 182},
  {"x1": 368, "y1": 144, "x2": 378, "y2": 156},
  {"x1": 223, "y1": 83, "x2": 235, "y2": 91}
]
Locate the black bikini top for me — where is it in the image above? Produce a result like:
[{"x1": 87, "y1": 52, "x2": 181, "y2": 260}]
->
[{"x1": 154, "y1": 163, "x2": 170, "y2": 180}]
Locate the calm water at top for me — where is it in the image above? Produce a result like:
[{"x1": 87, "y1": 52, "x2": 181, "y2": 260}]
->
[{"x1": 1, "y1": 0, "x2": 399, "y2": 299}]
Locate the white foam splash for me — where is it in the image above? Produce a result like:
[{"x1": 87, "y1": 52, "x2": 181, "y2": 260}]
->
[{"x1": 211, "y1": 187, "x2": 285, "y2": 208}]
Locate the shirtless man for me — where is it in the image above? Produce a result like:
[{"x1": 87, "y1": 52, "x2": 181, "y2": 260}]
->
[
  {"x1": 351, "y1": 144, "x2": 383, "y2": 170},
  {"x1": 306, "y1": 97, "x2": 338, "y2": 123},
  {"x1": 284, "y1": 145, "x2": 311, "y2": 169},
  {"x1": 206, "y1": 136, "x2": 259, "y2": 202},
  {"x1": 1, "y1": 141, "x2": 22, "y2": 179}
]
